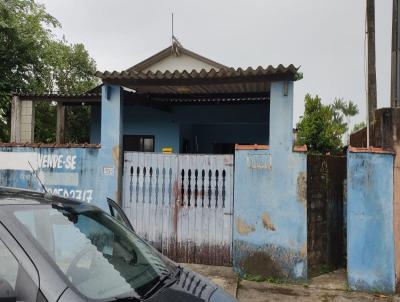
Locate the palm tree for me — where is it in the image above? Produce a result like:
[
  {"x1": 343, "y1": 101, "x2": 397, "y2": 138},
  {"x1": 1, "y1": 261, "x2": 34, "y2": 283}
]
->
[{"x1": 333, "y1": 99, "x2": 359, "y2": 144}]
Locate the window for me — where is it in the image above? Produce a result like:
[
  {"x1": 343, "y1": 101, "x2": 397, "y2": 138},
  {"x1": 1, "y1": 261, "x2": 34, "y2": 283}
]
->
[
  {"x1": 0, "y1": 240, "x2": 18, "y2": 290},
  {"x1": 123, "y1": 135, "x2": 155, "y2": 152},
  {"x1": 0, "y1": 239, "x2": 38, "y2": 301},
  {"x1": 12, "y1": 205, "x2": 175, "y2": 300}
]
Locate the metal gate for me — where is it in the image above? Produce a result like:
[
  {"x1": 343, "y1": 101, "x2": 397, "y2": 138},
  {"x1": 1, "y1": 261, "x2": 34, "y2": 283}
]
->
[{"x1": 122, "y1": 152, "x2": 234, "y2": 266}]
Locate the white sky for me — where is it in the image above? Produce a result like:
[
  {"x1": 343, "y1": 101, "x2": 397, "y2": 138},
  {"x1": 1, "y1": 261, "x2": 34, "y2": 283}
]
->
[{"x1": 37, "y1": 0, "x2": 392, "y2": 127}]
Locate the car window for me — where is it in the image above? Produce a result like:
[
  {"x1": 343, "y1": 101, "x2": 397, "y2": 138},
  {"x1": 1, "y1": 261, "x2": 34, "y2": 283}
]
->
[
  {"x1": 0, "y1": 239, "x2": 38, "y2": 302},
  {"x1": 0, "y1": 239, "x2": 18, "y2": 289},
  {"x1": 12, "y1": 205, "x2": 174, "y2": 300},
  {"x1": 107, "y1": 198, "x2": 133, "y2": 231}
]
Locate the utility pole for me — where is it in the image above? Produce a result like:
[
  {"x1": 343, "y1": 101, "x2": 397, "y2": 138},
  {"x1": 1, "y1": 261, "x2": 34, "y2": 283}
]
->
[
  {"x1": 392, "y1": 0, "x2": 400, "y2": 107},
  {"x1": 367, "y1": 0, "x2": 377, "y2": 123}
]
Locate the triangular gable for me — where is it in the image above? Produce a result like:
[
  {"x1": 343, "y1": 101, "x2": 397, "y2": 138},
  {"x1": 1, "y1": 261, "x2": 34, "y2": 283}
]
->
[{"x1": 125, "y1": 45, "x2": 228, "y2": 73}]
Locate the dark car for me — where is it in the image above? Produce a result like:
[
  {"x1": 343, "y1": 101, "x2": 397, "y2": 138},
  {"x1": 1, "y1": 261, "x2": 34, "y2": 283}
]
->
[{"x1": 0, "y1": 187, "x2": 237, "y2": 302}]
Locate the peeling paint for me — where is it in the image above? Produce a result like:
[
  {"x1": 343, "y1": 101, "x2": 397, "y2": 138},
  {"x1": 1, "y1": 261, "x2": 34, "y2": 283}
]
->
[
  {"x1": 233, "y1": 144, "x2": 308, "y2": 281},
  {"x1": 300, "y1": 243, "x2": 307, "y2": 258},
  {"x1": 112, "y1": 144, "x2": 121, "y2": 203},
  {"x1": 233, "y1": 240, "x2": 307, "y2": 280},
  {"x1": 0, "y1": 147, "x2": 102, "y2": 206},
  {"x1": 240, "y1": 251, "x2": 282, "y2": 278},
  {"x1": 262, "y1": 212, "x2": 276, "y2": 231},
  {"x1": 297, "y1": 172, "x2": 306, "y2": 205},
  {"x1": 236, "y1": 217, "x2": 255, "y2": 235}
]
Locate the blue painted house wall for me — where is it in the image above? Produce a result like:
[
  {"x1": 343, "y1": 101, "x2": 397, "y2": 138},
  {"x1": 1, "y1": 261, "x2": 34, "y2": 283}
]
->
[
  {"x1": 232, "y1": 82, "x2": 308, "y2": 281},
  {"x1": 123, "y1": 105, "x2": 181, "y2": 152},
  {"x1": 91, "y1": 103, "x2": 269, "y2": 153},
  {"x1": 347, "y1": 151, "x2": 396, "y2": 293}
]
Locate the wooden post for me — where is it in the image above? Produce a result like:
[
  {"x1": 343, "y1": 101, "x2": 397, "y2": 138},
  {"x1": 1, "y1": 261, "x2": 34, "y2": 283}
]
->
[
  {"x1": 56, "y1": 102, "x2": 65, "y2": 144},
  {"x1": 367, "y1": 0, "x2": 377, "y2": 121},
  {"x1": 10, "y1": 96, "x2": 21, "y2": 142},
  {"x1": 392, "y1": 0, "x2": 400, "y2": 107}
]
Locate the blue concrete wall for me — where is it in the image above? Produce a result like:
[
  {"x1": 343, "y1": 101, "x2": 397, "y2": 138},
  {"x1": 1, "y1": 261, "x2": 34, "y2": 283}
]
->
[
  {"x1": 0, "y1": 147, "x2": 106, "y2": 207},
  {"x1": 92, "y1": 103, "x2": 269, "y2": 153},
  {"x1": 191, "y1": 124, "x2": 268, "y2": 153},
  {"x1": 123, "y1": 105, "x2": 180, "y2": 152},
  {"x1": 232, "y1": 81, "x2": 308, "y2": 281},
  {"x1": 347, "y1": 151, "x2": 396, "y2": 293},
  {"x1": 233, "y1": 148, "x2": 307, "y2": 280},
  {"x1": 0, "y1": 85, "x2": 124, "y2": 210}
]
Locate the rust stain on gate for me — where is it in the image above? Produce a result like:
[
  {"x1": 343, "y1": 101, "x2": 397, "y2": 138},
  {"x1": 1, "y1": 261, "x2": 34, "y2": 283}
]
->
[{"x1": 122, "y1": 152, "x2": 234, "y2": 266}]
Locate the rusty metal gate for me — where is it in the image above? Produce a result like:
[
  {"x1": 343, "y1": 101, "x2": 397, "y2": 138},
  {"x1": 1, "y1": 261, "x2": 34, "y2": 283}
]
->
[{"x1": 122, "y1": 152, "x2": 234, "y2": 266}]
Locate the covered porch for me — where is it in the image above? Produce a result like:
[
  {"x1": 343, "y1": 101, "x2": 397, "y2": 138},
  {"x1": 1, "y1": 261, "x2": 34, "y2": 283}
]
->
[{"x1": 94, "y1": 65, "x2": 298, "y2": 155}]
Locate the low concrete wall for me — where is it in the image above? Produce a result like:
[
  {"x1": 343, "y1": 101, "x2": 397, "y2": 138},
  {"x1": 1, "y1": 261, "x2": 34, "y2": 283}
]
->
[
  {"x1": 233, "y1": 146, "x2": 308, "y2": 281},
  {"x1": 347, "y1": 149, "x2": 395, "y2": 293},
  {"x1": 0, "y1": 146, "x2": 118, "y2": 210}
]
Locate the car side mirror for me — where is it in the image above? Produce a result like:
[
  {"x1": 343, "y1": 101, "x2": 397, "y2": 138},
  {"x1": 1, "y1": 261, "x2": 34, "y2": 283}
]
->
[{"x1": 0, "y1": 277, "x2": 16, "y2": 302}]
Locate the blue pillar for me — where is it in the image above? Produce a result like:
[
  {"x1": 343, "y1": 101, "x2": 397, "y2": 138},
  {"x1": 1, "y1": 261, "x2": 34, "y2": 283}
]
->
[
  {"x1": 347, "y1": 151, "x2": 396, "y2": 293},
  {"x1": 232, "y1": 81, "x2": 307, "y2": 281},
  {"x1": 269, "y1": 81, "x2": 294, "y2": 151},
  {"x1": 96, "y1": 85, "x2": 123, "y2": 207}
]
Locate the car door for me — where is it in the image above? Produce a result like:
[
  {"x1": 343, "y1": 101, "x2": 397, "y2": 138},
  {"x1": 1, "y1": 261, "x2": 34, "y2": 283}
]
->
[{"x1": 106, "y1": 198, "x2": 134, "y2": 231}]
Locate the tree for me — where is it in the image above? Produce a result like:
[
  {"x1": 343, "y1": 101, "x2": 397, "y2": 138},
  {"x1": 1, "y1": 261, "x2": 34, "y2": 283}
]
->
[
  {"x1": 34, "y1": 39, "x2": 98, "y2": 143},
  {"x1": 296, "y1": 94, "x2": 359, "y2": 154},
  {"x1": 0, "y1": 0, "x2": 98, "y2": 142},
  {"x1": 352, "y1": 122, "x2": 366, "y2": 133},
  {"x1": 332, "y1": 98, "x2": 359, "y2": 143}
]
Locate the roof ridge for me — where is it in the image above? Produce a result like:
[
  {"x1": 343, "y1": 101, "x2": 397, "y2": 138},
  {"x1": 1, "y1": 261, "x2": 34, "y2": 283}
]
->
[{"x1": 124, "y1": 45, "x2": 228, "y2": 73}]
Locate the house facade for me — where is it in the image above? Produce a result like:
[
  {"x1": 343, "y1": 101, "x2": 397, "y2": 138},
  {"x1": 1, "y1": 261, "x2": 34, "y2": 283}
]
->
[
  {"x1": 3, "y1": 42, "x2": 309, "y2": 281},
  {"x1": 4, "y1": 41, "x2": 400, "y2": 295},
  {"x1": 87, "y1": 43, "x2": 274, "y2": 155}
]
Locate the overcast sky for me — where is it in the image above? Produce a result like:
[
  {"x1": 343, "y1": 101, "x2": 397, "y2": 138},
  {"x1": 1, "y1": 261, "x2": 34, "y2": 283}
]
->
[{"x1": 37, "y1": 0, "x2": 392, "y2": 127}]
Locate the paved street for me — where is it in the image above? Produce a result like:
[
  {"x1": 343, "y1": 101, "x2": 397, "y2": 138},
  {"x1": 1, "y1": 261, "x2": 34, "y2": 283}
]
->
[{"x1": 183, "y1": 264, "x2": 398, "y2": 302}]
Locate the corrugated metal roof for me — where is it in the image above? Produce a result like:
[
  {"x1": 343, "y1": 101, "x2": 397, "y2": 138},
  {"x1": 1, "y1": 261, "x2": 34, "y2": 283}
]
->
[
  {"x1": 96, "y1": 64, "x2": 299, "y2": 81},
  {"x1": 16, "y1": 92, "x2": 100, "y2": 98},
  {"x1": 0, "y1": 142, "x2": 101, "y2": 148},
  {"x1": 96, "y1": 65, "x2": 299, "y2": 94},
  {"x1": 15, "y1": 92, "x2": 101, "y2": 103}
]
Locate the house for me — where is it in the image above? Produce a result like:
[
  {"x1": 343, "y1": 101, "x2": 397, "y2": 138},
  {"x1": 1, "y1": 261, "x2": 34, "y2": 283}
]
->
[
  {"x1": 5, "y1": 39, "x2": 400, "y2": 294},
  {"x1": 10, "y1": 39, "x2": 298, "y2": 155},
  {"x1": 4, "y1": 39, "x2": 307, "y2": 280}
]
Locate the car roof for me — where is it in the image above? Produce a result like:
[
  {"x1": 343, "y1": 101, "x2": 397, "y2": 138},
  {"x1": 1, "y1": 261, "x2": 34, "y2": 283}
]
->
[{"x1": 0, "y1": 186, "x2": 93, "y2": 208}]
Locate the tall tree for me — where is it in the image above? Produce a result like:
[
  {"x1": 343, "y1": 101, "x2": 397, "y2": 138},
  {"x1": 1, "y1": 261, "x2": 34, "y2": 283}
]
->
[
  {"x1": 0, "y1": 0, "x2": 98, "y2": 142},
  {"x1": 0, "y1": 0, "x2": 58, "y2": 140}
]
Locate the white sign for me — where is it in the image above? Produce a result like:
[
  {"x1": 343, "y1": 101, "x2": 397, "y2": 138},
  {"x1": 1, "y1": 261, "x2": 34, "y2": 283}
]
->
[
  {"x1": 103, "y1": 166, "x2": 114, "y2": 176},
  {"x1": 246, "y1": 153, "x2": 272, "y2": 170}
]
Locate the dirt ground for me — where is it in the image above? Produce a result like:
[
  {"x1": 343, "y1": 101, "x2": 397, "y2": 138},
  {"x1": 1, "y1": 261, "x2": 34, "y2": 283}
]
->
[{"x1": 182, "y1": 264, "x2": 399, "y2": 302}]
